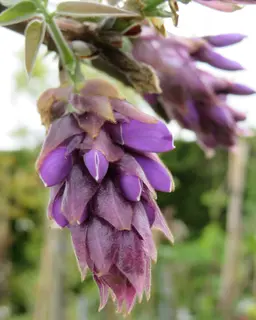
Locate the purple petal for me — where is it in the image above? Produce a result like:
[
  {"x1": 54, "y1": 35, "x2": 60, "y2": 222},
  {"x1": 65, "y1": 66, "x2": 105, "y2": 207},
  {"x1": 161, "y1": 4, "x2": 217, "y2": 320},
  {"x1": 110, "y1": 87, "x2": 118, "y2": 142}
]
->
[
  {"x1": 110, "y1": 120, "x2": 174, "y2": 153},
  {"x1": 194, "y1": 0, "x2": 241, "y2": 12},
  {"x1": 69, "y1": 224, "x2": 89, "y2": 280},
  {"x1": 143, "y1": 93, "x2": 159, "y2": 106},
  {"x1": 99, "y1": 266, "x2": 136, "y2": 312},
  {"x1": 62, "y1": 164, "x2": 98, "y2": 224},
  {"x1": 75, "y1": 113, "x2": 105, "y2": 138},
  {"x1": 208, "y1": 106, "x2": 234, "y2": 128},
  {"x1": 52, "y1": 196, "x2": 69, "y2": 227},
  {"x1": 94, "y1": 179, "x2": 133, "y2": 230},
  {"x1": 196, "y1": 48, "x2": 244, "y2": 71},
  {"x1": 141, "y1": 199, "x2": 155, "y2": 227},
  {"x1": 94, "y1": 276, "x2": 109, "y2": 311},
  {"x1": 36, "y1": 115, "x2": 82, "y2": 169},
  {"x1": 132, "y1": 202, "x2": 157, "y2": 261},
  {"x1": 70, "y1": 94, "x2": 115, "y2": 122},
  {"x1": 119, "y1": 175, "x2": 142, "y2": 201},
  {"x1": 111, "y1": 98, "x2": 157, "y2": 123},
  {"x1": 228, "y1": 83, "x2": 256, "y2": 95},
  {"x1": 133, "y1": 153, "x2": 173, "y2": 192},
  {"x1": 204, "y1": 34, "x2": 246, "y2": 47},
  {"x1": 66, "y1": 134, "x2": 84, "y2": 154},
  {"x1": 142, "y1": 192, "x2": 174, "y2": 243},
  {"x1": 115, "y1": 231, "x2": 146, "y2": 301},
  {"x1": 39, "y1": 147, "x2": 72, "y2": 187},
  {"x1": 93, "y1": 130, "x2": 124, "y2": 162},
  {"x1": 153, "y1": 205, "x2": 174, "y2": 243},
  {"x1": 144, "y1": 257, "x2": 151, "y2": 300},
  {"x1": 117, "y1": 154, "x2": 156, "y2": 196},
  {"x1": 47, "y1": 183, "x2": 64, "y2": 220},
  {"x1": 84, "y1": 150, "x2": 109, "y2": 182},
  {"x1": 87, "y1": 218, "x2": 118, "y2": 275}
]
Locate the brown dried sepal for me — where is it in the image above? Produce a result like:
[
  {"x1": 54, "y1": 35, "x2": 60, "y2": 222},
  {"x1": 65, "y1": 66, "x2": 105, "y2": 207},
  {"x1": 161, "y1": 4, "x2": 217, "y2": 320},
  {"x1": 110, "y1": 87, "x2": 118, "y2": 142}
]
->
[{"x1": 37, "y1": 86, "x2": 72, "y2": 128}]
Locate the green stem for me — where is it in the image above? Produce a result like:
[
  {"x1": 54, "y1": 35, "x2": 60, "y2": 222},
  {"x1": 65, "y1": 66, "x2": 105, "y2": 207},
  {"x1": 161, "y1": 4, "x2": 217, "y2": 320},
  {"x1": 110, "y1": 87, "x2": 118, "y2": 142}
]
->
[{"x1": 36, "y1": 0, "x2": 76, "y2": 83}]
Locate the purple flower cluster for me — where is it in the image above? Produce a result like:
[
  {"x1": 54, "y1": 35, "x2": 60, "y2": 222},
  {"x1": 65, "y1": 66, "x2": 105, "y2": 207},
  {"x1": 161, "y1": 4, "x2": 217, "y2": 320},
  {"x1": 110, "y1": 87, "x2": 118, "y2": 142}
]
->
[
  {"x1": 36, "y1": 80, "x2": 174, "y2": 313},
  {"x1": 132, "y1": 27, "x2": 255, "y2": 151}
]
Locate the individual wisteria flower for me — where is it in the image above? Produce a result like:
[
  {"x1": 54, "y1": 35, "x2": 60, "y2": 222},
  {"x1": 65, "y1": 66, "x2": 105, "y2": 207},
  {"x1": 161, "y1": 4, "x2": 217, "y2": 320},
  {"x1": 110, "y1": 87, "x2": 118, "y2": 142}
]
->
[
  {"x1": 193, "y1": 0, "x2": 256, "y2": 12},
  {"x1": 36, "y1": 79, "x2": 175, "y2": 314},
  {"x1": 132, "y1": 27, "x2": 255, "y2": 151}
]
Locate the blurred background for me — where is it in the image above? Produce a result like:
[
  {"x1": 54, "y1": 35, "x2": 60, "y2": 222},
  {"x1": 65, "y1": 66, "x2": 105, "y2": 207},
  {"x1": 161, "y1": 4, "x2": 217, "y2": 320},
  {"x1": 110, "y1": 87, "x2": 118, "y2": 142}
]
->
[{"x1": 1, "y1": 2, "x2": 256, "y2": 319}]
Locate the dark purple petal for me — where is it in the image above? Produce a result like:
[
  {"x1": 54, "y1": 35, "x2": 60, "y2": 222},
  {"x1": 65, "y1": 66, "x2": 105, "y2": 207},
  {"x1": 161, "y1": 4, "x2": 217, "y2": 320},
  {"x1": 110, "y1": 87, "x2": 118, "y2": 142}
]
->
[
  {"x1": 133, "y1": 153, "x2": 173, "y2": 192},
  {"x1": 141, "y1": 198, "x2": 155, "y2": 227},
  {"x1": 204, "y1": 33, "x2": 246, "y2": 47},
  {"x1": 144, "y1": 93, "x2": 159, "y2": 106},
  {"x1": 52, "y1": 195, "x2": 69, "y2": 227},
  {"x1": 87, "y1": 218, "x2": 118, "y2": 275},
  {"x1": 36, "y1": 115, "x2": 82, "y2": 169},
  {"x1": 48, "y1": 183, "x2": 64, "y2": 220},
  {"x1": 69, "y1": 224, "x2": 89, "y2": 280},
  {"x1": 196, "y1": 48, "x2": 244, "y2": 71},
  {"x1": 111, "y1": 98, "x2": 157, "y2": 123},
  {"x1": 132, "y1": 202, "x2": 157, "y2": 261},
  {"x1": 62, "y1": 164, "x2": 98, "y2": 224},
  {"x1": 75, "y1": 113, "x2": 105, "y2": 138},
  {"x1": 117, "y1": 154, "x2": 156, "y2": 196},
  {"x1": 94, "y1": 179, "x2": 133, "y2": 230},
  {"x1": 119, "y1": 175, "x2": 142, "y2": 201},
  {"x1": 93, "y1": 130, "x2": 124, "y2": 162},
  {"x1": 110, "y1": 120, "x2": 174, "y2": 153},
  {"x1": 84, "y1": 149, "x2": 109, "y2": 182},
  {"x1": 66, "y1": 134, "x2": 84, "y2": 154},
  {"x1": 39, "y1": 147, "x2": 72, "y2": 187}
]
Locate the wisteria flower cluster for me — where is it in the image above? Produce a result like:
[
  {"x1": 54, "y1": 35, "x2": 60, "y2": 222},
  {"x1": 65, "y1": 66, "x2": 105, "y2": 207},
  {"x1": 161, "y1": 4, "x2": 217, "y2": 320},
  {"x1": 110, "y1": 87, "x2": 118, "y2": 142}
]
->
[
  {"x1": 36, "y1": 80, "x2": 174, "y2": 313},
  {"x1": 133, "y1": 27, "x2": 255, "y2": 151}
]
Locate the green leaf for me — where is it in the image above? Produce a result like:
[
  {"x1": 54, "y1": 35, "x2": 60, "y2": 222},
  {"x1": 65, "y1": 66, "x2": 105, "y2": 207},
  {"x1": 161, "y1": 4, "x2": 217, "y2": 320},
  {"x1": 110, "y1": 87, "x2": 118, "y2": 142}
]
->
[
  {"x1": 56, "y1": 1, "x2": 140, "y2": 18},
  {"x1": 25, "y1": 19, "x2": 46, "y2": 78},
  {"x1": 0, "y1": 1, "x2": 37, "y2": 26}
]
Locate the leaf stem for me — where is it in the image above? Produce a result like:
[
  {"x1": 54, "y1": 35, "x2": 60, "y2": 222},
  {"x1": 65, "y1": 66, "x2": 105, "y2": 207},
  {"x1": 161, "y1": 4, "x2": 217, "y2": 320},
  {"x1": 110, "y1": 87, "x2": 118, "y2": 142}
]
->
[{"x1": 35, "y1": 0, "x2": 77, "y2": 83}]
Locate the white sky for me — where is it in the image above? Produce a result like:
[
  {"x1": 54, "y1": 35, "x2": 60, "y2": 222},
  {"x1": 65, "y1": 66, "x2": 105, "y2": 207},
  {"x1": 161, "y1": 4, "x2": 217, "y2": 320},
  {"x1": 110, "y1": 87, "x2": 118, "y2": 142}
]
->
[{"x1": 0, "y1": 2, "x2": 256, "y2": 149}]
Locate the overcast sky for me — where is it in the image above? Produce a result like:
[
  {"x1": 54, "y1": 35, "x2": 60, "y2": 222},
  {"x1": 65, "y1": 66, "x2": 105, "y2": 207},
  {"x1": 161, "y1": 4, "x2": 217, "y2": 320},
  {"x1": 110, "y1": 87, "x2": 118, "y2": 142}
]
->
[{"x1": 0, "y1": 1, "x2": 256, "y2": 150}]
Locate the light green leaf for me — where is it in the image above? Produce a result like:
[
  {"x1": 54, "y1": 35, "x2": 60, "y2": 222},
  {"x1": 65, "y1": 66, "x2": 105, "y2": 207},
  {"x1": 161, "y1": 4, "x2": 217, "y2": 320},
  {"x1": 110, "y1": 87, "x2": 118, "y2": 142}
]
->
[
  {"x1": 25, "y1": 19, "x2": 46, "y2": 78},
  {"x1": 0, "y1": 1, "x2": 37, "y2": 26},
  {"x1": 56, "y1": 1, "x2": 140, "y2": 18}
]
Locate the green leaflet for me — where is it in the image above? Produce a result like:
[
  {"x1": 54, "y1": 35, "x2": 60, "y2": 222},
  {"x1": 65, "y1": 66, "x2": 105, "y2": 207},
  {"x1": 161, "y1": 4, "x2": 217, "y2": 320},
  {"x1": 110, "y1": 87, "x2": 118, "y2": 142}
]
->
[
  {"x1": 56, "y1": 1, "x2": 140, "y2": 18},
  {"x1": 0, "y1": 0, "x2": 37, "y2": 26},
  {"x1": 25, "y1": 19, "x2": 46, "y2": 78}
]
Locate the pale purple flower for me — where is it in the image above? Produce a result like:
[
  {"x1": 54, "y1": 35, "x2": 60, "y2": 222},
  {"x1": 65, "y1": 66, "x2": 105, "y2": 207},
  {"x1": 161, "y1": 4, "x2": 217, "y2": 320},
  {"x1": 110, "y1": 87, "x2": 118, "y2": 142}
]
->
[
  {"x1": 36, "y1": 80, "x2": 174, "y2": 314},
  {"x1": 132, "y1": 27, "x2": 255, "y2": 151},
  {"x1": 193, "y1": 0, "x2": 256, "y2": 12}
]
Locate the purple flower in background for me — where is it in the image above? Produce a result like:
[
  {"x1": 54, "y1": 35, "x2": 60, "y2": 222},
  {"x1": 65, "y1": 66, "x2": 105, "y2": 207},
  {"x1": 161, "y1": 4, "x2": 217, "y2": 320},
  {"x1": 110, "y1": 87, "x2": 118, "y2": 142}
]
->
[
  {"x1": 132, "y1": 27, "x2": 255, "y2": 152},
  {"x1": 36, "y1": 79, "x2": 174, "y2": 314}
]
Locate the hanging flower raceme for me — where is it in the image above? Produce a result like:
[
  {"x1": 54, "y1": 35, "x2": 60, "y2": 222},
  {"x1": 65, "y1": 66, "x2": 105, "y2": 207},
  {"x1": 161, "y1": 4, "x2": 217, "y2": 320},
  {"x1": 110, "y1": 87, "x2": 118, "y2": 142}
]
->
[
  {"x1": 36, "y1": 79, "x2": 175, "y2": 314},
  {"x1": 132, "y1": 27, "x2": 255, "y2": 151}
]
